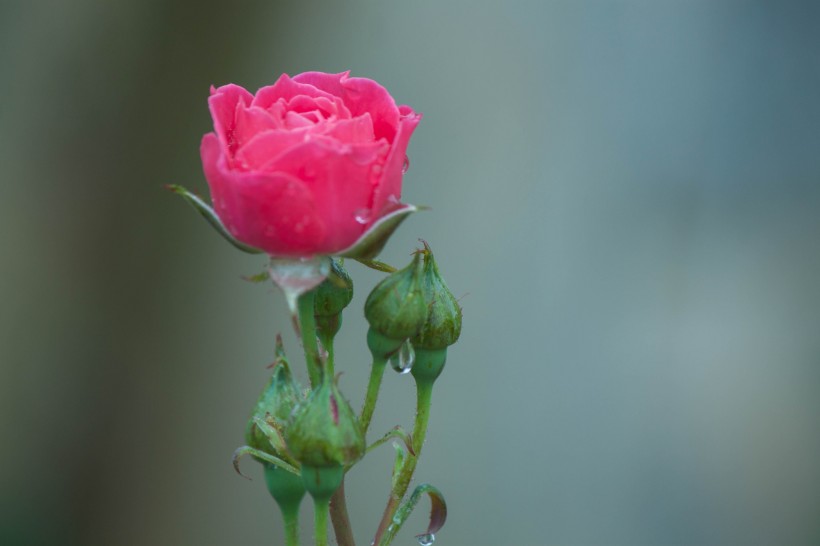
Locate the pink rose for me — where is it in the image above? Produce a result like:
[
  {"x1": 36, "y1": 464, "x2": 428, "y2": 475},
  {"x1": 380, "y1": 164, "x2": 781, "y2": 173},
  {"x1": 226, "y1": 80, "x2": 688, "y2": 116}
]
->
[{"x1": 200, "y1": 71, "x2": 421, "y2": 257}]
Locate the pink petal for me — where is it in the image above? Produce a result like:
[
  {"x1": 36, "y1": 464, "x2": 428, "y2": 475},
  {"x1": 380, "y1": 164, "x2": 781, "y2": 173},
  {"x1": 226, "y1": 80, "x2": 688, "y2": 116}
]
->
[
  {"x1": 233, "y1": 106, "x2": 281, "y2": 151},
  {"x1": 208, "y1": 84, "x2": 253, "y2": 158},
  {"x1": 323, "y1": 114, "x2": 376, "y2": 143},
  {"x1": 235, "y1": 130, "x2": 306, "y2": 171},
  {"x1": 293, "y1": 72, "x2": 400, "y2": 142},
  {"x1": 201, "y1": 132, "x2": 328, "y2": 256},
  {"x1": 371, "y1": 112, "x2": 421, "y2": 218},
  {"x1": 268, "y1": 138, "x2": 389, "y2": 250},
  {"x1": 252, "y1": 73, "x2": 337, "y2": 109}
]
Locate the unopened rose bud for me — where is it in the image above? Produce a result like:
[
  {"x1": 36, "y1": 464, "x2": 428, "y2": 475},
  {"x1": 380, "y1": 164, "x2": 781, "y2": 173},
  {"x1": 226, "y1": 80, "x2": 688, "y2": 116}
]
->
[
  {"x1": 314, "y1": 259, "x2": 354, "y2": 341},
  {"x1": 412, "y1": 245, "x2": 462, "y2": 351},
  {"x1": 410, "y1": 244, "x2": 462, "y2": 383},
  {"x1": 364, "y1": 252, "x2": 427, "y2": 358},
  {"x1": 245, "y1": 337, "x2": 301, "y2": 457},
  {"x1": 285, "y1": 376, "x2": 364, "y2": 499}
]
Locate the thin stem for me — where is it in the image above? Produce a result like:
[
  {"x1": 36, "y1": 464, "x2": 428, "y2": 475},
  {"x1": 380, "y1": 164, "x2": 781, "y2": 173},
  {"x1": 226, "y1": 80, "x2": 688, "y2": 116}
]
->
[
  {"x1": 314, "y1": 498, "x2": 330, "y2": 546},
  {"x1": 297, "y1": 291, "x2": 322, "y2": 388},
  {"x1": 281, "y1": 505, "x2": 301, "y2": 546},
  {"x1": 318, "y1": 330, "x2": 335, "y2": 378},
  {"x1": 373, "y1": 380, "x2": 435, "y2": 546},
  {"x1": 359, "y1": 357, "x2": 387, "y2": 436},
  {"x1": 330, "y1": 479, "x2": 356, "y2": 546}
]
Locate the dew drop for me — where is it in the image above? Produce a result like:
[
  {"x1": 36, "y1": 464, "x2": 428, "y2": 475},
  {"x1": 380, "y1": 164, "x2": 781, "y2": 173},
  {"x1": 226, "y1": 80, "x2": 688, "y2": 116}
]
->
[
  {"x1": 389, "y1": 339, "x2": 415, "y2": 375},
  {"x1": 354, "y1": 208, "x2": 372, "y2": 225},
  {"x1": 417, "y1": 533, "x2": 435, "y2": 546},
  {"x1": 402, "y1": 155, "x2": 410, "y2": 174}
]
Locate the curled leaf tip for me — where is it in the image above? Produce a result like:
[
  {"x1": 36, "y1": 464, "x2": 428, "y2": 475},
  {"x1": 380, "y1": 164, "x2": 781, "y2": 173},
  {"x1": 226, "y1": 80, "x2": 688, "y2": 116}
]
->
[{"x1": 232, "y1": 446, "x2": 253, "y2": 480}]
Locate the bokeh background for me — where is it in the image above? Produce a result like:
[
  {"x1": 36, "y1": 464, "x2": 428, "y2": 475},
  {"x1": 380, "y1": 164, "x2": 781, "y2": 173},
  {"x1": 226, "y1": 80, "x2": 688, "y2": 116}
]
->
[{"x1": 2, "y1": 1, "x2": 819, "y2": 545}]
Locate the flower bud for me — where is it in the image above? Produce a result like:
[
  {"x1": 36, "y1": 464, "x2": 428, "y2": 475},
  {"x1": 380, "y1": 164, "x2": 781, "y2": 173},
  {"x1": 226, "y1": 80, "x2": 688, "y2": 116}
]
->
[
  {"x1": 285, "y1": 376, "x2": 365, "y2": 470},
  {"x1": 412, "y1": 245, "x2": 462, "y2": 351},
  {"x1": 364, "y1": 252, "x2": 427, "y2": 357},
  {"x1": 245, "y1": 337, "x2": 301, "y2": 457},
  {"x1": 410, "y1": 244, "x2": 462, "y2": 384},
  {"x1": 314, "y1": 259, "x2": 354, "y2": 340}
]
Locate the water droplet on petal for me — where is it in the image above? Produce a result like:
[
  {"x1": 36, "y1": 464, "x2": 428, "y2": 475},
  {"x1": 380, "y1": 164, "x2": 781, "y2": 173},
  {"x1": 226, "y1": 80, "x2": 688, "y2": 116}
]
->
[
  {"x1": 389, "y1": 339, "x2": 415, "y2": 375},
  {"x1": 417, "y1": 533, "x2": 435, "y2": 546},
  {"x1": 402, "y1": 155, "x2": 410, "y2": 174},
  {"x1": 354, "y1": 208, "x2": 372, "y2": 225}
]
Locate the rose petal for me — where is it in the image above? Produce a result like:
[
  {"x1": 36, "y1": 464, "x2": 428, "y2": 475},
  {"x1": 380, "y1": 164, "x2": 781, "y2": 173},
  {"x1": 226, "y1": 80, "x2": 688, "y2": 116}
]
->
[
  {"x1": 208, "y1": 84, "x2": 253, "y2": 158},
  {"x1": 235, "y1": 130, "x2": 307, "y2": 171},
  {"x1": 323, "y1": 114, "x2": 376, "y2": 144},
  {"x1": 234, "y1": 106, "x2": 281, "y2": 150},
  {"x1": 371, "y1": 112, "x2": 421, "y2": 217},
  {"x1": 201, "y1": 132, "x2": 327, "y2": 256},
  {"x1": 293, "y1": 72, "x2": 400, "y2": 142},
  {"x1": 253, "y1": 73, "x2": 339, "y2": 110},
  {"x1": 268, "y1": 138, "x2": 389, "y2": 250}
]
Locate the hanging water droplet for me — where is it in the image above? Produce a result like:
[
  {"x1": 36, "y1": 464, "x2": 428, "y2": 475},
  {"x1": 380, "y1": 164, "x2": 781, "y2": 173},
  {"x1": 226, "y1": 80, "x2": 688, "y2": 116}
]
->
[
  {"x1": 389, "y1": 339, "x2": 415, "y2": 374},
  {"x1": 354, "y1": 208, "x2": 372, "y2": 224},
  {"x1": 402, "y1": 155, "x2": 410, "y2": 174},
  {"x1": 416, "y1": 533, "x2": 435, "y2": 546}
]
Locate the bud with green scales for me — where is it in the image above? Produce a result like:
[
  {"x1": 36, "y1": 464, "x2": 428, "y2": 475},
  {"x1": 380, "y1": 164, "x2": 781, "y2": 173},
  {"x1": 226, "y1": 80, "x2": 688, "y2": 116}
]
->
[
  {"x1": 243, "y1": 337, "x2": 306, "y2": 546},
  {"x1": 245, "y1": 338, "x2": 301, "y2": 457},
  {"x1": 410, "y1": 243, "x2": 463, "y2": 384},
  {"x1": 286, "y1": 374, "x2": 365, "y2": 500},
  {"x1": 364, "y1": 251, "x2": 428, "y2": 359},
  {"x1": 314, "y1": 259, "x2": 354, "y2": 343}
]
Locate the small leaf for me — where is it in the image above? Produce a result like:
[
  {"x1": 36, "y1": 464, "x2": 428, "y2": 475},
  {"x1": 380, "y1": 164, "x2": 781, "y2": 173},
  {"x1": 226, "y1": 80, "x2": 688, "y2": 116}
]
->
[
  {"x1": 365, "y1": 426, "x2": 415, "y2": 457},
  {"x1": 383, "y1": 484, "x2": 447, "y2": 546},
  {"x1": 340, "y1": 204, "x2": 421, "y2": 260},
  {"x1": 355, "y1": 258, "x2": 398, "y2": 273},
  {"x1": 232, "y1": 445, "x2": 299, "y2": 480},
  {"x1": 165, "y1": 184, "x2": 263, "y2": 254}
]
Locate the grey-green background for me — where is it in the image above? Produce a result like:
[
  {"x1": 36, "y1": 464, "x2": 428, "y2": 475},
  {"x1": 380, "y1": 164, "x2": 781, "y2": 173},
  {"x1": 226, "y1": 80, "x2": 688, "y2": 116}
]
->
[{"x1": 2, "y1": 1, "x2": 819, "y2": 545}]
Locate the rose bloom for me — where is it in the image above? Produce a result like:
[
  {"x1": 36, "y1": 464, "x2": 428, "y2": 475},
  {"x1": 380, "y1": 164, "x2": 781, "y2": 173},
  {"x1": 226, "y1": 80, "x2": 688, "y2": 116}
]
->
[{"x1": 200, "y1": 71, "x2": 421, "y2": 257}]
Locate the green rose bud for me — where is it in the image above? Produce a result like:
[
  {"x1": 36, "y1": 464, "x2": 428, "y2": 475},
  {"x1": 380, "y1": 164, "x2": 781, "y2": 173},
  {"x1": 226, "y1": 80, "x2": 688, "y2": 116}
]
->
[
  {"x1": 410, "y1": 243, "x2": 462, "y2": 384},
  {"x1": 364, "y1": 251, "x2": 427, "y2": 358},
  {"x1": 412, "y1": 244, "x2": 462, "y2": 351},
  {"x1": 245, "y1": 336, "x2": 301, "y2": 457},
  {"x1": 314, "y1": 259, "x2": 354, "y2": 342},
  {"x1": 286, "y1": 377, "x2": 364, "y2": 467}
]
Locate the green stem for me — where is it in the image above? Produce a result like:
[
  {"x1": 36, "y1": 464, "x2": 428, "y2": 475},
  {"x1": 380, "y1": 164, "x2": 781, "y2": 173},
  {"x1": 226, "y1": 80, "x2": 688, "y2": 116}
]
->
[
  {"x1": 329, "y1": 479, "x2": 356, "y2": 546},
  {"x1": 317, "y1": 329, "x2": 335, "y2": 378},
  {"x1": 297, "y1": 291, "x2": 322, "y2": 388},
  {"x1": 282, "y1": 505, "x2": 301, "y2": 546},
  {"x1": 359, "y1": 357, "x2": 387, "y2": 436},
  {"x1": 373, "y1": 379, "x2": 435, "y2": 546},
  {"x1": 314, "y1": 498, "x2": 330, "y2": 546}
]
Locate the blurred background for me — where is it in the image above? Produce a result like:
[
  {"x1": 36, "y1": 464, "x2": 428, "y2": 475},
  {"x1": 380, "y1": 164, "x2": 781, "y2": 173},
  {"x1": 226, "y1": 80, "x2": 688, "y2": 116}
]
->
[{"x1": 2, "y1": 1, "x2": 819, "y2": 545}]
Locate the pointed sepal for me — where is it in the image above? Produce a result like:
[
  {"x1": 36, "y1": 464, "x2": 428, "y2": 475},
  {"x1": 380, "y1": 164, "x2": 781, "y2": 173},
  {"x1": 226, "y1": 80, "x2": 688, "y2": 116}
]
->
[
  {"x1": 166, "y1": 184, "x2": 263, "y2": 254},
  {"x1": 340, "y1": 204, "x2": 420, "y2": 259}
]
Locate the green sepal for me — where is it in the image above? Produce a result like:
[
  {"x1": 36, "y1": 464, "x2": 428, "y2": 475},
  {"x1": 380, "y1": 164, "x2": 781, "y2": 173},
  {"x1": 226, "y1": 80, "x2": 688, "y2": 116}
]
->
[
  {"x1": 263, "y1": 462, "x2": 306, "y2": 513},
  {"x1": 383, "y1": 484, "x2": 448, "y2": 546},
  {"x1": 232, "y1": 446, "x2": 300, "y2": 479},
  {"x1": 339, "y1": 204, "x2": 420, "y2": 259},
  {"x1": 165, "y1": 184, "x2": 263, "y2": 254},
  {"x1": 365, "y1": 425, "x2": 415, "y2": 457},
  {"x1": 354, "y1": 259, "x2": 397, "y2": 273}
]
